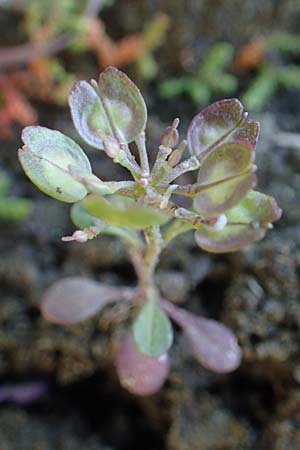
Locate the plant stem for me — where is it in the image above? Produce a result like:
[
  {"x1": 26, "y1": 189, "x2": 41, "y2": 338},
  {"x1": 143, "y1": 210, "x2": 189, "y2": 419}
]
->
[
  {"x1": 135, "y1": 132, "x2": 150, "y2": 176},
  {"x1": 129, "y1": 226, "x2": 163, "y2": 303}
]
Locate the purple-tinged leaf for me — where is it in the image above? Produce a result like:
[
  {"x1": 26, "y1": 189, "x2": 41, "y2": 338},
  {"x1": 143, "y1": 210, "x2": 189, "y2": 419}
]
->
[
  {"x1": 193, "y1": 141, "x2": 256, "y2": 215},
  {"x1": 115, "y1": 333, "x2": 170, "y2": 396},
  {"x1": 97, "y1": 67, "x2": 147, "y2": 143},
  {"x1": 162, "y1": 300, "x2": 241, "y2": 373},
  {"x1": 195, "y1": 223, "x2": 266, "y2": 253},
  {"x1": 197, "y1": 141, "x2": 254, "y2": 185},
  {"x1": 70, "y1": 68, "x2": 147, "y2": 149},
  {"x1": 194, "y1": 172, "x2": 257, "y2": 217},
  {"x1": 41, "y1": 277, "x2": 133, "y2": 324},
  {"x1": 187, "y1": 98, "x2": 259, "y2": 158},
  {"x1": 195, "y1": 190, "x2": 281, "y2": 253}
]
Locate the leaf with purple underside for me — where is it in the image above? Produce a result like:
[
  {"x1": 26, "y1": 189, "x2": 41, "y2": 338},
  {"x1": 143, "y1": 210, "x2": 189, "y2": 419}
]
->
[
  {"x1": 195, "y1": 190, "x2": 282, "y2": 253},
  {"x1": 194, "y1": 141, "x2": 256, "y2": 216},
  {"x1": 115, "y1": 333, "x2": 170, "y2": 396},
  {"x1": 187, "y1": 98, "x2": 259, "y2": 159},
  {"x1": 195, "y1": 223, "x2": 265, "y2": 253},
  {"x1": 69, "y1": 67, "x2": 147, "y2": 150},
  {"x1": 41, "y1": 277, "x2": 133, "y2": 324},
  {"x1": 162, "y1": 300, "x2": 241, "y2": 373}
]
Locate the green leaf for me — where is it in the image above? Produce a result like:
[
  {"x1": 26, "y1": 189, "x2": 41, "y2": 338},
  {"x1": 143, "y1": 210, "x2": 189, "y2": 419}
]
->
[
  {"x1": 83, "y1": 194, "x2": 170, "y2": 229},
  {"x1": 132, "y1": 295, "x2": 173, "y2": 357},
  {"x1": 69, "y1": 67, "x2": 147, "y2": 149},
  {"x1": 187, "y1": 98, "x2": 259, "y2": 158},
  {"x1": 71, "y1": 201, "x2": 98, "y2": 229},
  {"x1": 226, "y1": 190, "x2": 282, "y2": 226},
  {"x1": 71, "y1": 201, "x2": 142, "y2": 249},
  {"x1": 19, "y1": 126, "x2": 91, "y2": 203},
  {"x1": 163, "y1": 219, "x2": 194, "y2": 244}
]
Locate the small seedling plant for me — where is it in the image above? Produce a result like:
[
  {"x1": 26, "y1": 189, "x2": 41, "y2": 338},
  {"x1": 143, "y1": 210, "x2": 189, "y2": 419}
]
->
[{"x1": 18, "y1": 67, "x2": 281, "y2": 396}]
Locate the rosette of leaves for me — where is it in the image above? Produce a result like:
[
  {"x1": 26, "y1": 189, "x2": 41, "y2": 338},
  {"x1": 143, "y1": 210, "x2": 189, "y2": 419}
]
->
[{"x1": 18, "y1": 67, "x2": 281, "y2": 396}]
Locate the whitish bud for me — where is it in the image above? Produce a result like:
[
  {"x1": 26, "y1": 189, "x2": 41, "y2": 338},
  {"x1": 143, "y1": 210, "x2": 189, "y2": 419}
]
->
[
  {"x1": 103, "y1": 135, "x2": 121, "y2": 159},
  {"x1": 62, "y1": 230, "x2": 89, "y2": 243},
  {"x1": 208, "y1": 214, "x2": 228, "y2": 231}
]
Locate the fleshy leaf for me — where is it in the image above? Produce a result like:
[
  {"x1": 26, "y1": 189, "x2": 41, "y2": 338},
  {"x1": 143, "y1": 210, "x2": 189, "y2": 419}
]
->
[
  {"x1": 226, "y1": 190, "x2": 282, "y2": 226},
  {"x1": 71, "y1": 202, "x2": 142, "y2": 248},
  {"x1": 194, "y1": 173, "x2": 256, "y2": 217},
  {"x1": 19, "y1": 126, "x2": 91, "y2": 203},
  {"x1": 69, "y1": 80, "x2": 112, "y2": 149},
  {"x1": 132, "y1": 295, "x2": 173, "y2": 358},
  {"x1": 41, "y1": 277, "x2": 128, "y2": 324},
  {"x1": 185, "y1": 317, "x2": 242, "y2": 373},
  {"x1": 194, "y1": 190, "x2": 281, "y2": 253},
  {"x1": 69, "y1": 67, "x2": 147, "y2": 149},
  {"x1": 115, "y1": 333, "x2": 170, "y2": 396},
  {"x1": 194, "y1": 141, "x2": 256, "y2": 215},
  {"x1": 195, "y1": 223, "x2": 265, "y2": 253},
  {"x1": 197, "y1": 141, "x2": 254, "y2": 185},
  {"x1": 187, "y1": 98, "x2": 259, "y2": 158},
  {"x1": 162, "y1": 300, "x2": 241, "y2": 373},
  {"x1": 83, "y1": 194, "x2": 170, "y2": 230},
  {"x1": 71, "y1": 201, "x2": 99, "y2": 229}
]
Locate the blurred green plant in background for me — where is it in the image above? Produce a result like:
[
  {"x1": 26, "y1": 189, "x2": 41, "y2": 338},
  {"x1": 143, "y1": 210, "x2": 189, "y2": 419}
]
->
[
  {"x1": 0, "y1": 170, "x2": 32, "y2": 222},
  {"x1": 159, "y1": 42, "x2": 237, "y2": 106},
  {"x1": 240, "y1": 32, "x2": 300, "y2": 111},
  {"x1": 159, "y1": 32, "x2": 300, "y2": 112}
]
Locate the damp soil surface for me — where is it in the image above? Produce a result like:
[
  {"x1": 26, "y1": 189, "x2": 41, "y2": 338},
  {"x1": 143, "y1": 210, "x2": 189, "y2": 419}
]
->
[{"x1": 1, "y1": 3, "x2": 300, "y2": 450}]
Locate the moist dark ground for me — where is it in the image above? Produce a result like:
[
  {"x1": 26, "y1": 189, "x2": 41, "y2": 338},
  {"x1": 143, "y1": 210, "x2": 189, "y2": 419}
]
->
[{"x1": 1, "y1": 2, "x2": 300, "y2": 449}]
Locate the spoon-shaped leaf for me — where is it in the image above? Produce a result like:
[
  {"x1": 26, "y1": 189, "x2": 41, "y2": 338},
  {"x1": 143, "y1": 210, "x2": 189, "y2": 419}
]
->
[
  {"x1": 115, "y1": 333, "x2": 170, "y2": 396},
  {"x1": 195, "y1": 190, "x2": 282, "y2": 253},
  {"x1": 19, "y1": 126, "x2": 91, "y2": 203},
  {"x1": 197, "y1": 141, "x2": 254, "y2": 184},
  {"x1": 226, "y1": 190, "x2": 282, "y2": 225},
  {"x1": 132, "y1": 295, "x2": 173, "y2": 358},
  {"x1": 162, "y1": 300, "x2": 241, "y2": 373},
  {"x1": 194, "y1": 173, "x2": 256, "y2": 217},
  {"x1": 41, "y1": 277, "x2": 133, "y2": 324},
  {"x1": 195, "y1": 223, "x2": 265, "y2": 253},
  {"x1": 187, "y1": 98, "x2": 259, "y2": 158},
  {"x1": 69, "y1": 67, "x2": 147, "y2": 149},
  {"x1": 83, "y1": 194, "x2": 170, "y2": 230},
  {"x1": 69, "y1": 80, "x2": 112, "y2": 149},
  {"x1": 194, "y1": 141, "x2": 256, "y2": 216}
]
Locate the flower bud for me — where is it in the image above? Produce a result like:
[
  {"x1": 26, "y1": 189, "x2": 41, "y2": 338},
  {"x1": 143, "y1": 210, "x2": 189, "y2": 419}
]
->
[{"x1": 160, "y1": 118, "x2": 179, "y2": 148}]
